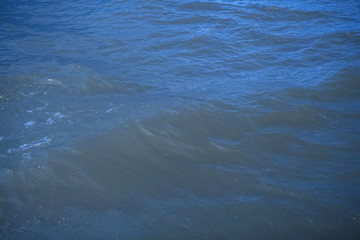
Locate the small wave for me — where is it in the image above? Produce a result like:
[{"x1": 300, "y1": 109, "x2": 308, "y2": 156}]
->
[
  {"x1": 8, "y1": 136, "x2": 52, "y2": 153},
  {"x1": 19, "y1": 136, "x2": 52, "y2": 151},
  {"x1": 319, "y1": 67, "x2": 360, "y2": 100},
  {"x1": 152, "y1": 15, "x2": 213, "y2": 25},
  {"x1": 244, "y1": 3, "x2": 331, "y2": 22},
  {"x1": 24, "y1": 120, "x2": 36, "y2": 127},
  {"x1": 178, "y1": 1, "x2": 225, "y2": 12}
]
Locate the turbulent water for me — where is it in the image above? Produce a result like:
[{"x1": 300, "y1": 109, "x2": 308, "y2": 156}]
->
[{"x1": 1, "y1": 0, "x2": 360, "y2": 239}]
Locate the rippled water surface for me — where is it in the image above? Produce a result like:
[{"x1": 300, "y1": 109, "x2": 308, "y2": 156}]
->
[{"x1": 1, "y1": 0, "x2": 360, "y2": 239}]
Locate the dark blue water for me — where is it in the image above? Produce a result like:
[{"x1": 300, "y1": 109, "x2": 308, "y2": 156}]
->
[{"x1": 1, "y1": 0, "x2": 360, "y2": 239}]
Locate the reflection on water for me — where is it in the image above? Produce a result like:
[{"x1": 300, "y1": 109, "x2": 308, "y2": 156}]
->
[{"x1": 1, "y1": 0, "x2": 360, "y2": 239}]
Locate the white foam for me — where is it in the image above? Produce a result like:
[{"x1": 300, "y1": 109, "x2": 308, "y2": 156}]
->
[
  {"x1": 106, "y1": 108, "x2": 113, "y2": 113},
  {"x1": 24, "y1": 121, "x2": 36, "y2": 127},
  {"x1": 19, "y1": 136, "x2": 52, "y2": 151},
  {"x1": 46, "y1": 78, "x2": 64, "y2": 87},
  {"x1": 46, "y1": 118, "x2": 54, "y2": 124},
  {"x1": 0, "y1": 136, "x2": 4, "y2": 141},
  {"x1": 7, "y1": 148, "x2": 15, "y2": 153},
  {"x1": 46, "y1": 112, "x2": 65, "y2": 125},
  {"x1": 53, "y1": 112, "x2": 65, "y2": 118}
]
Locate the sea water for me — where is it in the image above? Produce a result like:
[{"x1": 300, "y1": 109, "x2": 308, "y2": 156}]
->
[{"x1": 1, "y1": 0, "x2": 360, "y2": 239}]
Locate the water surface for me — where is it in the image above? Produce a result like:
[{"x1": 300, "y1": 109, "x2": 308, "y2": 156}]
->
[{"x1": 1, "y1": 0, "x2": 360, "y2": 239}]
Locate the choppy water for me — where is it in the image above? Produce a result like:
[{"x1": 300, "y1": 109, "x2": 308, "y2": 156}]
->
[{"x1": 1, "y1": 0, "x2": 360, "y2": 239}]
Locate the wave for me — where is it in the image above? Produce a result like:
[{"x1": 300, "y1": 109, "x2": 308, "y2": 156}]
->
[
  {"x1": 1, "y1": 0, "x2": 360, "y2": 239},
  {"x1": 1, "y1": 90, "x2": 359, "y2": 238}
]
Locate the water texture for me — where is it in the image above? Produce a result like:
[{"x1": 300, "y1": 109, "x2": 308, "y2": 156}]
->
[{"x1": 1, "y1": 0, "x2": 360, "y2": 239}]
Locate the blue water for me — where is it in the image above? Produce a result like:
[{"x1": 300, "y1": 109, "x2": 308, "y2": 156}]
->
[{"x1": 1, "y1": 0, "x2": 360, "y2": 239}]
